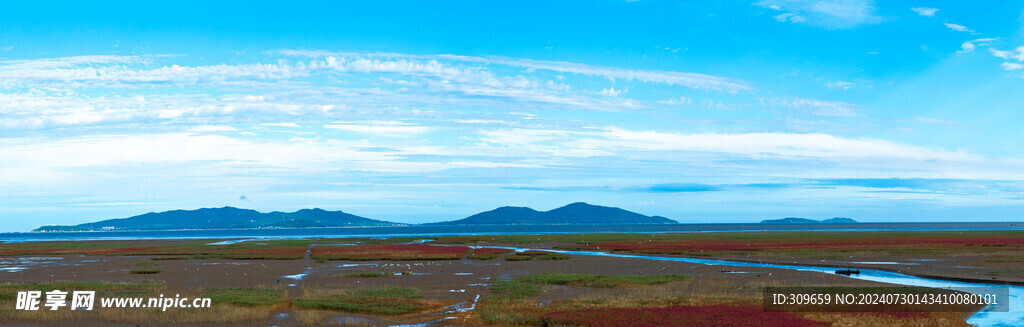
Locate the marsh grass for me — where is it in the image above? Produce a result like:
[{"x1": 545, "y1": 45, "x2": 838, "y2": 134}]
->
[
  {"x1": 503, "y1": 251, "x2": 571, "y2": 261},
  {"x1": 536, "y1": 253, "x2": 571, "y2": 260},
  {"x1": 128, "y1": 269, "x2": 162, "y2": 274},
  {"x1": 467, "y1": 248, "x2": 514, "y2": 260},
  {"x1": 0, "y1": 280, "x2": 163, "y2": 296},
  {"x1": 202, "y1": 287, "x2": 285, "y2": 306},
  {"x1": 131, "y1": 262, "x2": 160, "y2": 267},
  {"x1": 96, "y1": 305, "x2": 272, "y2": 324},
  {"x1": 515, "y1": 273, "x2": 689, "y2": 288},
  {"x1": 804, "y1": 312, "x2": 973, "y2": 327},
  {"x1": 0, "y1": 239, "x2": 308, "y2": 260},
  {"x1": 312, "y1": 244, "x2": 471, "y2": 261},
  {"x1": 293, "y1": 288, "x2": 433, "y2": 315},
  {"x1": 0, "y1": 280, "x2": 165, "y2": 323},
  {"x1": 504, "y1": 254, "x2": 533, "y2": 261},
  {"x1": 344, "y1": 272, "x2": 390, "y2": 278}
]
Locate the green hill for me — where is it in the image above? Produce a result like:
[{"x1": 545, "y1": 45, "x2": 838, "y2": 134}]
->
[
  {"x1": 429, "y1": 202, "x2": 678, "y2": 225},
  {"x1": 34, "y1": 207, "x2": 401, "y2": 231}
]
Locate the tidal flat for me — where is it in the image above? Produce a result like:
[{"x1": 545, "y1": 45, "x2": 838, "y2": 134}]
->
[{"x1": 2, "y1": 231, "x2": 1013, "y2": 326}]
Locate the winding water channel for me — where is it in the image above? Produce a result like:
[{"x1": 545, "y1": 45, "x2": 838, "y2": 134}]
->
[{"x1": 476, "y1": 246, "x2": 1022, "y2": 327}]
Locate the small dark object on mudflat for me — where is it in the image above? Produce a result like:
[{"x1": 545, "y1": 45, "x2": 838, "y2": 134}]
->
[{"x1": 835, "y1": 269, "x2": 860, "y2": 275}]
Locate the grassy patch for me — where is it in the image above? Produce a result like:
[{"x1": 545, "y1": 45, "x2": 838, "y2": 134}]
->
[
  {"x1": 490, "y1": 281, "x2": 544, "y2": 299},
  {"x1": 128, "y1": 269, "x2": 162, "y2": 274},
  {"x1": 544, "y1": 305, "x2": 826, "y2": 327},
  {"x1": 312, "y1": 244, "x2": 471, "y2": 261},
  {"x1": 344, "y1": 272, "x2": 391, "y2": 278},
  {"x1": 504, "y1": 250, "x2": 571, "y2": 261},
  {"x1": 0, "y1": 280, "x2": 163, "y2": 306},
  {"x1": 293, "y1": 288, "x2": 429, "y2": 315},
  {"x1": 202, "y1": 287, "x2": 285, "y2": 306},
  {"x1": 132, "y1": 262, "x2": 161, "y2": 267},
  {"x1": 0, "y1": 239, "x2": 307, "y2": 260},
  {"x1": 545, "y1": 231, "x2": 1024, "y2": 260},
  {"x1": 467, "y1": 248, "x2": 514, "y2": 260},
  {"x1": 0, "y1": 280, "x2": 162, "y2": 291},
  {"x1": 537, "y1": 253, "x2": 571, "y2": 260},
  {"x1": 515, "y1": 273, "x2": 689, "y2": 288},
  {"x1": 504, "y1": 254, "x2": 534, "y2": 261},
  {"x1": 487, "y1": 273, "x2": 689, "y2": 302}
]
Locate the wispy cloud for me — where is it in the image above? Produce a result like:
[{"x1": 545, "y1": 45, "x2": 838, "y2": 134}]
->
[
  {"x1": 278, "y1": 50, "x2": 754, "y2": 93},
  {"x1": 434, "y1": 54, "x2": 753, "y2": 93},
  {"x1": 957, "y1": 38, "x2": 997, "y2": 54},
  {"x1": 639, "y1": 183, "x2": 720, "y2": 193},
  {"x1": 597, "y1": 87, "x2": 625, "y2": 97},
  {"x1": 914, "y1": 116, "x2": 960, "y2": 127},
  {"x1": 990, "y1": 46, "x2": 1024, "y2": 62},
  {"x1": 1002, "y1": 63, "x2": 1024, "y2": 71},
  {"x1": 324, "y1": 121, "x2": 430, "y2": 136},
  {"x1": 0, "y1": 55, "x2": 301, "y2": 89},
  {"x1": 824, "y1": 80, "x2": 857, "y2": 90},
  {"x1": 990, "y1": 45, "x2": 1024, "y2": 76},
  {"x1": 911, "y1": 7, "x2": 939, "y2": 17},
  {"x1": 594, "y1": 127, "x2": 970, "y2": 161},
  {"x1": 943, "y1": 23, "x2": 974, "y2": 33},
  {"x1": 190, "y1": 125, "x2": 238, "y2": 132},
  {"x1": 65, "y1": 202, "x2": 159, "y2": 207},
  {"x1": 762, "y1": 96, "x2": 862, "y2": 116},
  {"x1": 754, "y1": 0, "x2": 883, "y2": 29}
]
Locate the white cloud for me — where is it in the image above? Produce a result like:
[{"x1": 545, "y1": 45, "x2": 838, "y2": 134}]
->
[
  {"x1": 774, "y1": 12, "x2": 808, "y2": 23},
  {"x1": 454, "y1": 119, "x2": 513, "y2": 125},
  {"x1": 278, "y1": 50, "x2": 752, "y2": 92},
  {"x1": 324, "y1": 121, "x2": 429, "y2": 136},
  {"x1": 0, "y1": 55, "x2": 302, "y2": 89},
  {"x1": 914, "y1": 116, "x2": 959, "y2": 127},
  {"x1": 596, "y1": 128, "x2": 971, "y2": 161},
  {"x1": 597, "y1": 87, "x2": 625, "y2": 97},
  {"x1": 432, "y1": 54, "x2": 752, "y2": 93},
  {"x1": 471, "y1": 126, "x2": 985, "y2": 169},
  {"x1": 755, "y1": 0, "x2": 883, "y2": 29},
  {"x1": 958, "y1": 42, "x2": 977, "y2": 54},
  {"x1": 990, "y1": 45, "x2": 1024, "y2": 62},
  {"x1": 943, "y1": 23, "x2": 973, "y2": 33},
  {"x1": 955, "y1": 38, "x2": 995, "y2": 54},
  {"x1": 0, "y1": 132, "x2": 532, "y2": 185},
  {"x1": 478, "y1": 129, "x2": 570, "y2": 146},
  {"x1": 66, "y1": 202, "x2": 158, "y2": 207},
  {"x1": 1002, "y1": 62, "x2": 1024, "y2": 71},
  {"x1": 190, "y1": 125, "x2": 237, "y2": 132},
  {"x1": 824, "y1": 80, "x2": 856, "y2": 90},
  {"x1": 911, "y1": 7, "x2": 939, "y2": 17},
  {"x1": 762, "y1": 96, "x2": 862, "y2": 117},
  {"x1": 258, "y1": 122, "x2": 301, "y2": 128},
  {"x1": 657, "y1": 96, "x2": 692, "y2": 106}
]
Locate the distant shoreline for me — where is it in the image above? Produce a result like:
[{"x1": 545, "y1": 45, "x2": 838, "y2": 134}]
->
[
  {"x1": 5, "y1": 222, "x2": 1023, "y2": 243},
  {"x1": 23, "y1": 221, "x2": 1023, "y2": 233}
]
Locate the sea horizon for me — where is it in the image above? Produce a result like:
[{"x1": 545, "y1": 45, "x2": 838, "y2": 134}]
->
[{"x1": 4, "y1": 221, "x2": 1022, "y2": 243}]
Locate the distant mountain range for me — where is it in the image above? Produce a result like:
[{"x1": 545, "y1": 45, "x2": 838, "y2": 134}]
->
[
  {"x1": 34, "y1": 207, "x2": 400, "y2": 231},
  {"x1": 33, "y1": 202, "x2": 678, "y2": 231},
  {"x1": 760, "y1": 217, "x2": 858, "y2": 224},
  {"x1": 34, "y1": 204, "x2": 860, "y2": 231},
  {"x1": 428, "y1": 202, "x2": 678, "y2": 226}
]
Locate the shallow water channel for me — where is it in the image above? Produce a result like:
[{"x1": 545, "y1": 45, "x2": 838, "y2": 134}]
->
[{"x1": 476, "y1": 246, "x2": 1022, "y2": 327}]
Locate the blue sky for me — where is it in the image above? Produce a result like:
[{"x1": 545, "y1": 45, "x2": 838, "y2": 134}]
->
[{"x1": 2, "y1": 1, "x2": 1024, "y2": 231}]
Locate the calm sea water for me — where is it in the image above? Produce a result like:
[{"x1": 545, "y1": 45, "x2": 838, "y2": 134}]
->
[{"x1": 2, "y1": 222, "x2": 1021, "y2": 243}]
